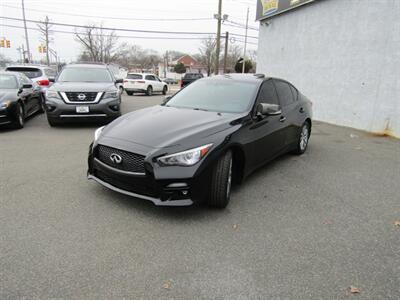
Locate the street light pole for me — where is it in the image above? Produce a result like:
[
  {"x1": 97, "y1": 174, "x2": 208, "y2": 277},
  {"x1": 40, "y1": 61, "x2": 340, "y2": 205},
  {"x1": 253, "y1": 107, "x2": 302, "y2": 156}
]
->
[
  {"x1": 21, "y1": 0, "x2": 31, "y2": 63},
  {"x1": 215, "y1": 0, "x2": 222, "y2": 75},
  {"x1": 242, "y1": 7, "x2": 249, "y2": 73},
  {"x1": 223, "y1": 31, "x2": 229, "y2": 74}
]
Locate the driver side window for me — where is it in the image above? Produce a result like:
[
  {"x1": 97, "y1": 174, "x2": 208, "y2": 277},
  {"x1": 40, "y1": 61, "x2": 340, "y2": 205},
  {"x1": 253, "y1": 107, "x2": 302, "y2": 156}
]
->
[{"x1": 257, "y1": 80, "x2": 279, "y2": 105}]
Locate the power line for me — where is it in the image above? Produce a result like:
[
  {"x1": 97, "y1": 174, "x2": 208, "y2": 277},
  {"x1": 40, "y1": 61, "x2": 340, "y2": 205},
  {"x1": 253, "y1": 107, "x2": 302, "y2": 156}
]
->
[
  {"x1": 0, "y1": 16, "x2": 259, "y2": 39},
  {"x1": 2, "y1": 4, "x2": 214, "y2": 22}
]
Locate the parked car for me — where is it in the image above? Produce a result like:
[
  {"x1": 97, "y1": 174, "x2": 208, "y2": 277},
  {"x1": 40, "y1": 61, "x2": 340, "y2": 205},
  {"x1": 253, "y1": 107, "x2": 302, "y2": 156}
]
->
[
  {"x1": 88, "y1": 74, "x2": 313, "y2": 208},
  {"x1": 0, "y1": 71, "x2": 43, "y2": 129},
  {"x1": 45, "y1": 63, "x2": 123, "y2": 126},
  {"x1": 123, "y1": 73, "x2": 168, "y2": 96},
  {"x1": 181, "y1": 73, "x2": 203, "y2": 88},
  {"x1": 5, "y1": 65, "x2": 57, "y2": 102},
  {"x1": 162, "y1": 78, "x2": 178, "y2": 85}
]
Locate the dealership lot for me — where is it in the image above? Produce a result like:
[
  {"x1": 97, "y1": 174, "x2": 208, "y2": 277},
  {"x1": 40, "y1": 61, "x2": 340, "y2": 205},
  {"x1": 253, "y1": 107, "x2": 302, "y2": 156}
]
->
[{"x1": 1, "y1": 93, "x2": 399, "y2": 299}]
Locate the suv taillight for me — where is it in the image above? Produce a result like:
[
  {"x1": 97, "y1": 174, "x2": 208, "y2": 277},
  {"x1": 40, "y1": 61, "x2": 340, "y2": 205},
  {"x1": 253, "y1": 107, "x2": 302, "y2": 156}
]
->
[
  {"x1": 137, "y1": 80, "x2": 145, "y2": 84},
  {"x1": 37, "y1": 79, "x2": 50, "y2": 86}
]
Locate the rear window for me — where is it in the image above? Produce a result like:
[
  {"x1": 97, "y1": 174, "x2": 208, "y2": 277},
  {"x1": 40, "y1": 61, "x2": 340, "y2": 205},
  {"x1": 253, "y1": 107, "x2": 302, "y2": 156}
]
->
[
  {"x1": 184, "y1": 73, "x2": 203, "y2": 79},
  {"x1": 6, "y1": 67, "x2": 42, "y2": 79},
  {"x1": 127, "y1": 74, "x2": 143, "y2": 80},
  {"x1": 44, "y1": 68, "x2": 57, "y2": 77}
]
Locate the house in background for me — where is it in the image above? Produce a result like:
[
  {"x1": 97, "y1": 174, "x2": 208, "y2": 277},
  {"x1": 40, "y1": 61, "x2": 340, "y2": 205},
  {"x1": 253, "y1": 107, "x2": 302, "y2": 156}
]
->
[{"x1": 158, "y1": 54, "x2": 207, "y2": 80}]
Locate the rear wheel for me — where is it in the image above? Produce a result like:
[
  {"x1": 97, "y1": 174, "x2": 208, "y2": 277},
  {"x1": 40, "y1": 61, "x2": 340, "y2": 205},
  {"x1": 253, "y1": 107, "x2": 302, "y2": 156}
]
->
[
  {"x1": 293, "y1": 122, "x2": 310, "y2": 155},
  {"x1": 146, "y1": 86, "x2": 153, "y2": 96},
  {"x1": 208, "y1": 151, "x2": 233, "y2": 208},
  {"x1": 162, "y1": 86, "x2": 168, "y2": 95},
  {"x1": 14, "y1": 103, "x2": 25, "y2": 129},
  {"x1": 126, "y1": 91, "x2": 133, "y2": 96}
]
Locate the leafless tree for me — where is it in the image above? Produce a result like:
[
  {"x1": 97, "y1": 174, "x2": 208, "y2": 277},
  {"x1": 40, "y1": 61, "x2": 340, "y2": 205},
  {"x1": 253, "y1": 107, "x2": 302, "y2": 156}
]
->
[
  {"x1": 75, "y1": 24, "x2": 119, "y2": 63},
  {"x1": 197, "y1": 37, "x2": 217, "y2": 76},
  {"x1": 37, "y1": 16, "x2": 53, "y2": 66}
]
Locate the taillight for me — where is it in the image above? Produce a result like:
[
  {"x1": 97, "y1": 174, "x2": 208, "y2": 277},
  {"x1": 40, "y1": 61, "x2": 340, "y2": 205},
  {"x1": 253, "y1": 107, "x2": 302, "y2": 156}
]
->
[
  {"x1": 37, "y1": 79, "x2": 50, "y2": 86},
  {"x1": 137, "y1": 80, "x2": 145, "y2": 84},
  {"x1": 123, "y1": 80, "x2": 128, "y2": 83}
]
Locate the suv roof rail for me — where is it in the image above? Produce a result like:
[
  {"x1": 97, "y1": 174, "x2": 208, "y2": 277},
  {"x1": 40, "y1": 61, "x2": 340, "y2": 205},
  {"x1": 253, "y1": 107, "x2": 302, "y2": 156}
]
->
[
  {"x1": 70, "y1": 61, "x2": 107, "y2": 65},
  {"x1": 254, "y1": 73, "x2": 265, "y2": 79}
]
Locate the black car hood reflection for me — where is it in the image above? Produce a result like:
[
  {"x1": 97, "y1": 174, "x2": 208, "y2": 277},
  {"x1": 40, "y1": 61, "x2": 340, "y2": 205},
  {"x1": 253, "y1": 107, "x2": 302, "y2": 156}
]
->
[
  {"x1": 0, "y1": 89, "x2": 17, "y2": 102},
  {"x1": 102, "y1": 105, "x2": 243, "y2": 149}
]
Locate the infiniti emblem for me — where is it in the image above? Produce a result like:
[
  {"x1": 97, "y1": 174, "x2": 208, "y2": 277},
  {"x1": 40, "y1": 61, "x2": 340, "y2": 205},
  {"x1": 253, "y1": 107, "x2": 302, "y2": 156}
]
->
[
  {"x1": 77, "y1": 93, "x2": 86, "y2": 101},
  {"x1": 110, "y1": 153, "x2": 122, "y2": 164}
]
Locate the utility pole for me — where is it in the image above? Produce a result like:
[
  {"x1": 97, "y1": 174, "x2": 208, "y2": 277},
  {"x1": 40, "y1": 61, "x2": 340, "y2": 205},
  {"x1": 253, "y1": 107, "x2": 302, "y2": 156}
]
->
[
  {"x1": 242, "y1": 7, "x2": 249, "y2": 73},
  {"x1": 21, "y1": 0, "x2": 31, "y2": 63},
  {"x1": 214, "y1": 0, "x2": 222, "y2": 75},
  {"x1": 37, "y1": 16, "x2": 51, "y2": 65},
  {"x1": 223, "y1": 32, "x2": 229, "y2": 74},
  {"x1": 16, "y1": 45, "x2": 24, "y2": 63}
]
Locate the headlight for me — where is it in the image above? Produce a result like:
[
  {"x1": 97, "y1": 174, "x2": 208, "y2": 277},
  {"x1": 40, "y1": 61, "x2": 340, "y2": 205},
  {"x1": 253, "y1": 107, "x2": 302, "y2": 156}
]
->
[
  {"x1": 94, "y1": 126, "x2": 105, "y2": 142},
  {"x1": 103, "y1": 91, "x2": 118, "y2": 99},
  {"x1": 0, "y1": 101, "x2": 11, "y2": 108},
  {"x1": 157, "y1": 144, "x2": 213, "y2": 166},
  {"x1": 46, "y1": 90, "x2": 60, "y2": 99}
]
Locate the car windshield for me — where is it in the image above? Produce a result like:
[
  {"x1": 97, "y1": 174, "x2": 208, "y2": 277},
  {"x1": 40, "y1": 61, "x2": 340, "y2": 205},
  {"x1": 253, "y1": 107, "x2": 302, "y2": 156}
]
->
[
  {"x1": 127, "y1": 74, "x2": 143, "y2": 79},
  {"x1": 184, "y1": 73, "x2": 202, "y2": 79},
  {"x1": 0, "y1": 74, "x2": 18, "y2": 89},
  {"x1": 166, "y1": 79, "x2": 258, "y2": 113},
  {"x1": 6, "y1": 67, "x2": 42, "y2": 79},
  {"x1": 58, "y1": 68, "x2": 113, "y2": 82}
]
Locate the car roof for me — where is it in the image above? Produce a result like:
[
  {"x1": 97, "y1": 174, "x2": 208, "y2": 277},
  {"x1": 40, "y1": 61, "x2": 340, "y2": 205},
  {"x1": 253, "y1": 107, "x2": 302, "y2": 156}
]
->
[
  {"x1": 0, "y1": 71, "x2": 22, "y2": 77},
  {"x1": 5, "y1": 64, "x2": 52, "y2": 70},
  {"x1": 65, "y1": 63, "x2": 108, "y2": 69},
  {"x1": 127, "y1": 73, "x2": 155, "y2": 76},
  {"x1": 204, "y1": 73, "x2": 270, "y2": 82}
]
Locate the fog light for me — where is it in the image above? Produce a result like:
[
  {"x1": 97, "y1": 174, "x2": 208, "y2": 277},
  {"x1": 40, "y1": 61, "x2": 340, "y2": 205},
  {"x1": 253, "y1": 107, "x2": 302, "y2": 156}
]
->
[
  {"x1": 109, "y1": 105, "x2": 119, "y2": 111},
  {"x1": 46, "y1": 104, "x2": 56, "y2": 112}
]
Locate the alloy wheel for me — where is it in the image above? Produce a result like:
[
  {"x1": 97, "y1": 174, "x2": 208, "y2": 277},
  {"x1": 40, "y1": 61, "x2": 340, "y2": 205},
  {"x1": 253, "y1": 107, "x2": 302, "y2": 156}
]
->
[{"x1": 300, "y1": 124, "x2": 309, "y2": 151}]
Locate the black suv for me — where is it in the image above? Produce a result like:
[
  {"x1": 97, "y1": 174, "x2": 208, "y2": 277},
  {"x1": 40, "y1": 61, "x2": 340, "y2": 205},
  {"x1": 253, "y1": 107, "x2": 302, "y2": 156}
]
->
[{"x1": 45, "y1": 63, "x2": 123, "y2": 126}]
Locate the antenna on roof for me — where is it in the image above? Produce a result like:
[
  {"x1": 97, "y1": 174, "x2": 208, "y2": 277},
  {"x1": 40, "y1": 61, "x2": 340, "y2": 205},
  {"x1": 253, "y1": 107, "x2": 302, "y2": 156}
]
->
[{"x1": 254, "y1": 74, "x2": 265, "y2": 78}]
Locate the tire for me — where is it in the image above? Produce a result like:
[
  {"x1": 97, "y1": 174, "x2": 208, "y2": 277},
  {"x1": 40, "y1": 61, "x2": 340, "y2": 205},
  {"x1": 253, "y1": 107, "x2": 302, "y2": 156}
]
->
[
  {"x1": 14, "y1": 103, "x2": 25, "y2": 129},
  {"x1": 208, "y1": 150, "x2": 233, "y2": 208},
  {"x1": 126, "y1": 91, "x2": 133, "y2": 96},
  {"x1": 162, "y1": 86, "x2": 168, "y2": 95},
  {"x1": 119, "y1": 86, "x2": 124, "y2": 95},
  {"x1": 146, "y1": 86, "x2": 153, "y2": 96},
  {"x1": 39, "y1": 95, "x2": 46, "y2": 113},
  {"x1": 293, "y1": 121, "x2": 310, "y2": 155}
]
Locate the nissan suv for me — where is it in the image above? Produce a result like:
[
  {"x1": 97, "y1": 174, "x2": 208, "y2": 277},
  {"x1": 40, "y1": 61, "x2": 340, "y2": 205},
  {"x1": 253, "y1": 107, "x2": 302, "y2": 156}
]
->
[{"x1": 45, "y1": 63, "x2": 122, "y2": 126}]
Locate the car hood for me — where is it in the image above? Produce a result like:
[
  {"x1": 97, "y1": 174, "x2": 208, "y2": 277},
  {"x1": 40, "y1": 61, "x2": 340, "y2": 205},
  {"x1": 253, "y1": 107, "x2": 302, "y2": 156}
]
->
[
  {"x1": 50, "y1": 81, "x2": 116, "y2": 92},
  {"x1": 0, "y1": 89, "x2": 17, "y2": 103},
  {"x1": 102, "y1": 105, "x2": 244, "y2": 149}
]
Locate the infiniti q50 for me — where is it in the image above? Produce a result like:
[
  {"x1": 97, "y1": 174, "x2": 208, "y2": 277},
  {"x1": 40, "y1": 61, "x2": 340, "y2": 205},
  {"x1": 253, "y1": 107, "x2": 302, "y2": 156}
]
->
[{"x1": 87, "y1": 74, "x2": 312, "y2": 208}]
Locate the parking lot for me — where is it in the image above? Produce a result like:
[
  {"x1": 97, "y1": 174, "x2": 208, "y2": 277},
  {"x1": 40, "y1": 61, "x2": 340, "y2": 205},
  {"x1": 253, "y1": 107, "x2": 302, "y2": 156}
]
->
[{"x1": 1, "y1": 92, "x2": 399, "y2": 299}]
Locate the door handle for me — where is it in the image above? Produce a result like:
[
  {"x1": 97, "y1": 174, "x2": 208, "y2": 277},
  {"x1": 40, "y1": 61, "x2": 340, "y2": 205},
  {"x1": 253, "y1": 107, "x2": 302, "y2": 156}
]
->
[
  {"x1": 280, "y1": 116, "x2": 286, "y2": 122},
  {"x1": 299, "y1": 107, "x2": 305, "y2": 113}
]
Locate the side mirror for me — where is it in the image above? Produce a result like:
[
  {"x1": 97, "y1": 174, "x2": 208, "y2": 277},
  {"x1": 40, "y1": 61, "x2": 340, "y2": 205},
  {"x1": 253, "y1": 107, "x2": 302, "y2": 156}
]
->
[
  {"x1": 256, "y1": 103, "x2": 281, "y2": 116},
  {"x1": 162, "y1": 96, "x2": 172, "y2": 104},
  {"x1": 115, "y1": 78, "x2": 123, "y2": 84},
  {"x1": 22, "y1": 83, "x2": 33, "y2": 89}
]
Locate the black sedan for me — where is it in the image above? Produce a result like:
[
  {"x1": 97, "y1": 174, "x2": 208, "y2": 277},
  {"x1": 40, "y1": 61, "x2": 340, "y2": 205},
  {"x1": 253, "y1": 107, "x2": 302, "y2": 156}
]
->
[
  {"x1": 88, "y1": 74, "x2": 312, "y2": 208},
  {"x1": 0, "y1": 72, "x2": 44, "y2": 129}
]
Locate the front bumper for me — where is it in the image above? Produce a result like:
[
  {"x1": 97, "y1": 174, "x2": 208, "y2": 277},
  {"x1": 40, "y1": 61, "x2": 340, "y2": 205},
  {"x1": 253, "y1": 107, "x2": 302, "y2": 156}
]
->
[
  {"x1": 0, "y1": 106, "x2": 16, "y2": 126},
  {"x1": 87, "y1": 144, "x2": 210, "y2": 206},
  {"x1": 46, "y1": 97, "x2": 121, "y2": 121}
]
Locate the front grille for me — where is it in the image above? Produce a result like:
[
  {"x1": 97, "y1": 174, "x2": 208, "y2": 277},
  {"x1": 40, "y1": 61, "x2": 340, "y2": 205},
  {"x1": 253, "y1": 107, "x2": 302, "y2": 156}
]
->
[
  {"x1": 96, "y1": 144, "x2": 145, "y2": 174},
  {"x1": 65, "y1": 92, "x2": 99, "y2": 102},
  {"x1": 95, "y1": 169, "x2": 157, "y2": 197}
]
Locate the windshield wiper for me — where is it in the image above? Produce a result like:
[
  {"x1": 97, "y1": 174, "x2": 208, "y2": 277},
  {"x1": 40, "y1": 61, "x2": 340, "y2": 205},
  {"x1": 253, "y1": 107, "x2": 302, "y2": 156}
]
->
[{"x1": 193, "y1": 107, "x2": 208, "y2": 112}]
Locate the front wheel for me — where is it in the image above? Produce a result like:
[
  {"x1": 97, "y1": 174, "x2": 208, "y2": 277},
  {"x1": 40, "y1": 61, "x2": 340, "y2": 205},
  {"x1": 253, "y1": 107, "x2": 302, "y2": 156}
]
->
[
  {"x1": 162, "y1": 86, "x2": 168, "y2": 95},
  {"x1": 146, "y1": 86, "x2": 153, "y2": 96},
  {"x1": 14, "y1": 103, "x2": 25, "y2": 129},
  {"x1": 293, "y1": 122, "x2": 310, "y2": 155},
  {"x1": 39, "y1": 95, "x2": 46, "y2": 113},
  {"x1": 208, "y1": 151, "x2": 233, "y2": 208}
]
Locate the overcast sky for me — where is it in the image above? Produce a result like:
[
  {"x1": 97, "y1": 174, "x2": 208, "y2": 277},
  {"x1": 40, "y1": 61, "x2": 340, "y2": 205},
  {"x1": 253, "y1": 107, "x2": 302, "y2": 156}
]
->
[{"x1": 0, "y1": 0, "x2": 259, "y2": 62}]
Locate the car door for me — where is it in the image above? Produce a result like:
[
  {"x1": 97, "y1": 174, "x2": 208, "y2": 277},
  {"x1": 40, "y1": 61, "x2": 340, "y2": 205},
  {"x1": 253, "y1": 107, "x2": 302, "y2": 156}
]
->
[
  {"x1": 249, "y1": 79, "x2": 286, "y2": 168},
  {"x1": 18, "y1": 75, "x2": 37, "y2": 116},
  {"x1": 273, "y1": 79, "x2": 299, "y2": 146},
  {"x1": 155, "y1": 76, "x2": 165, "y2": 91}
]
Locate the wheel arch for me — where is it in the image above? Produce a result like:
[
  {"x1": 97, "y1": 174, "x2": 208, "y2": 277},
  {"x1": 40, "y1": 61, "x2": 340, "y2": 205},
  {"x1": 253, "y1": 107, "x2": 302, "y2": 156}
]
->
[{"x1": 227, "y1": 145, "x2": 246, "y2": 184}]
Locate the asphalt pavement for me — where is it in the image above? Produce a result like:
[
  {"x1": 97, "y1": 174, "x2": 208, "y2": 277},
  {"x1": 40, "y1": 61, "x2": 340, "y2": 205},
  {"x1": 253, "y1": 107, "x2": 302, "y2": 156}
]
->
[{"x1": 1, "y1": 91, "x2": 399, "y2": 299}]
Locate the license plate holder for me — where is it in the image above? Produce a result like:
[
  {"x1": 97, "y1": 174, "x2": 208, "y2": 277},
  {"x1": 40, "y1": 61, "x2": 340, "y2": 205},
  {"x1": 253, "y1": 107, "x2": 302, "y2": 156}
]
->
[{"x1": 76, "y1": 106, "x2": 89, "y2": 113}]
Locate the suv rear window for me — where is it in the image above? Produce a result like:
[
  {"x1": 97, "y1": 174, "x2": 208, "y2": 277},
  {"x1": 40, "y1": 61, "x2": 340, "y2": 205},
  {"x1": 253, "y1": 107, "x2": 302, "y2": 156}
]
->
[
  {"x1": 183, "y1": 73, "x2": 203, "y2": 79},
  {"x1": 6, "y1": 67, "x2": 42, "y2": 79},
  {"x1": 127, "y1": 74, "x2": 143, "y2": 80}
]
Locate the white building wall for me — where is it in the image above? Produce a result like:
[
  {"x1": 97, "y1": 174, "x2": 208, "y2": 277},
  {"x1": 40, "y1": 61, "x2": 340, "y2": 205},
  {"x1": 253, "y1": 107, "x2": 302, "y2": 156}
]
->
[{"x1": 256, "y1": 0, "x2": 400, "y2": 137}]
